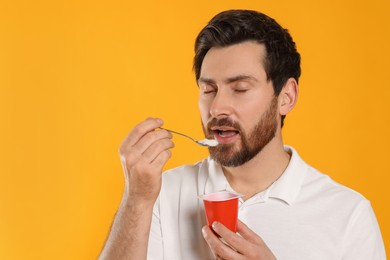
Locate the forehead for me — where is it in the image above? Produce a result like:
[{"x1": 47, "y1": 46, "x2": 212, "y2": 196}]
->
[{"x1": 200, "y1": 41, "x2": 267, "y2": 81}]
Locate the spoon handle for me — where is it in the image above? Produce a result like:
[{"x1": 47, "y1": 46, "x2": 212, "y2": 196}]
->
[{"x1": 159, "y1": 127, "x2": 197, "y2": 142}]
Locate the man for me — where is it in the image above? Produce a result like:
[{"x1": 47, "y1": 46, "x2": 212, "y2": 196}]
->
[{"x1": 100, "y1": 10, "x2": 386, "y2": 259}]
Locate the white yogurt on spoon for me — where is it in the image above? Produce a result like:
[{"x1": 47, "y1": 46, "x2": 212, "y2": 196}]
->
[{"x1": 197, "y1": 138, "x2": 219, "y2": 147}]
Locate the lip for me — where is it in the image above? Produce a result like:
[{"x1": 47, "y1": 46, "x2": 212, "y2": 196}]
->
[
  {"x1": 210, "y1": 126, "x2": 237, "y2": 131},
  {"x1": 212, "y1": 130, "x2": 240, "y2": 144}
]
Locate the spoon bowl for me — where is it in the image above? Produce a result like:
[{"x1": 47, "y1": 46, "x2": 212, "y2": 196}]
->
[{"x1": 159, "y1": 127, "x2": 218, "y2": 147}]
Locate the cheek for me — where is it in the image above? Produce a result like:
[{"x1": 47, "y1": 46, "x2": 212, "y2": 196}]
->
[
  {"x1": 198, "y1": 98, "x2": 210, "y2": 121},
  {"x1": 237, "y1": 100, "x2": 261, "y2": 116},
  {"x1": 237, "y1": 102, "x2": 265, "y2": 128}
]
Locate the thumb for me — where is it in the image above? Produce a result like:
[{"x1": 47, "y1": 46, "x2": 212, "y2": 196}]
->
[{"x1": 237, "y1": 219, "x2": 264, "y2": 245}]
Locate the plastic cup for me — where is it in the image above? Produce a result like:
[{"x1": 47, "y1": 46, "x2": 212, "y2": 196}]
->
[{"x1": 199, "y1": 191, "x2": 242, "y2": 233}]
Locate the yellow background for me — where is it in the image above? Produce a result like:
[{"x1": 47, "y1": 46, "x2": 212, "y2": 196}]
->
[{"x1": 1, "y1": 0, "x2": 389, "y2": 259}]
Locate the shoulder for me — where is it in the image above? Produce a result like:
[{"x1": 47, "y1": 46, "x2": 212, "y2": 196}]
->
[
  {"x1": 283, "y1": 146, "x2": 368, "y2": 206},
  {"x1": 303, "y1": 165, "x2": 368, "y2": 207}
]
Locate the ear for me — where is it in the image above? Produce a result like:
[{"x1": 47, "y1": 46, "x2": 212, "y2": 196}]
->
[{"x1": 278, "y1": 78, "x2": 298, "y2": 116}]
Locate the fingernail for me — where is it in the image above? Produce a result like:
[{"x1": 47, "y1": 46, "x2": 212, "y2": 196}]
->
[
  {"x1": 212, "y1": 221, "x2": 218, "y2": 230},
  {"x1": 157, "y1": 118, "x2": 163, "y2": 124}
]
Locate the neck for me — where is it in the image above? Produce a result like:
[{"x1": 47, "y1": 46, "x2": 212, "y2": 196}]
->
[{"x1": 222, "y1": 135, "x2": 290, "y2": 201}]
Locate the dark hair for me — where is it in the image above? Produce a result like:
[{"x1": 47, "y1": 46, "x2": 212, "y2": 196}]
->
[{"x1": 193, "y1": 10, "x2": 301, "y2": 127}]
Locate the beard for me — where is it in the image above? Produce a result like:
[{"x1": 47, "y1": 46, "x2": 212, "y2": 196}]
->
[{"x1": 203, "y1": 97, "x2": 278, "y2": 167}]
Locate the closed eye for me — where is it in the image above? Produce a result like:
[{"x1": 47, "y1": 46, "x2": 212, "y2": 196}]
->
[
  {"x1": 234, "y1": 89, "x2": 249, "y2": 93},
  {"x1": 204, "y1": 89, "x2": 217, "y2": 94},
  {"x1": 200, "y1": 84, "x2": 217, "y2": 94}
]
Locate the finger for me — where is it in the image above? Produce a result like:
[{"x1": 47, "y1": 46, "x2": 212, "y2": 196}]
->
[
  {"x1": 236, "y1": 219, "x2": 263, "y2": 245},
  {"x1": 119, "y1": 117, "x2": 163, "y2": 150},
  {"x1": 211, "y1": 221, "x2": 249, "y2": 254},
  {"x1": 142, "y1": 138, "x2": 174, "y2": 164},
  {"x1": 202, "y1": 225, "x2": 241, "y2": 260},
  {"x1": 151, "y1": 149, "x2": 172, "y2": 171},
  {"x1": 132, "y1": 129, "x2": 172, "y2": 155},
  {"x1": 120, "y1": 129, "x2": 172, "y2": 169}
]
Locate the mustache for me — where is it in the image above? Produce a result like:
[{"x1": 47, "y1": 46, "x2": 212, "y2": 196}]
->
[{"x1": 206, "y1": 117, "x2": 241, "y2": 131}]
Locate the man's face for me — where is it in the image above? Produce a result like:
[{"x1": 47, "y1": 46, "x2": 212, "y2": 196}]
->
[{"x1": 198, "y1": 41, "x2": 279, "y2": 167}]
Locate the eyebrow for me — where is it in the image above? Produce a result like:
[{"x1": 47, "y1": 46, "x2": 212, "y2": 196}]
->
[{"x1": 198, "y1": 74, "x2": 258, "y2": 85}]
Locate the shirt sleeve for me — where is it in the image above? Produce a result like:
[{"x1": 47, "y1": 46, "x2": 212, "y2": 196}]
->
[
  {"x1": 147, "y1": 196, "x2": 163, "y2": 260},
  {"x1": 342, "y1": 200, "x2": 386, "y2": 260}
]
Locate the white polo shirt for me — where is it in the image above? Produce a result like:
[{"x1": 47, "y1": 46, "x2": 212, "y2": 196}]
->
[{"x1": 147, "y1": 146, "x2": 386, "y2": 259}]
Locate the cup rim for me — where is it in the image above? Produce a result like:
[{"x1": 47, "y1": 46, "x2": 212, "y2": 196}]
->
[{"x1": 198, "y1": 190, "x2": 243, "y2": 202}]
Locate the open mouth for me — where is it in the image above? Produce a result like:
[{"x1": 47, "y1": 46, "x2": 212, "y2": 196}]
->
[{"x1": 210, "y1": 127, "x2": 240, "y2": 143}]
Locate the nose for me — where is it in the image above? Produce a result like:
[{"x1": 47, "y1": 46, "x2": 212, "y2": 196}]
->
[{"x1": 209, "y1": 88, "x2": 233, "y2": 118}]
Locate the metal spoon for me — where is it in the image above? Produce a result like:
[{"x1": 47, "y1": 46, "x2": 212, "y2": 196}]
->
[{"x1": 159, "y1": 127, "x2": 219, "y2": 147}]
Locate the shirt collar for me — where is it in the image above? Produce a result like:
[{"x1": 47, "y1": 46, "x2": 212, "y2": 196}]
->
[
  {"x1": 267, "y1": 145, "x2": 308, "y2": 205},
  {"x1": 204, "y1": 145, "x2": 308, "y2": 205}
]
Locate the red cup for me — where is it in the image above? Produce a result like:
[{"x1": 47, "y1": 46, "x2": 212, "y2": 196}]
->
[{"x1": 199, "y1": 191, "x2": 242, "y2": 233}]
